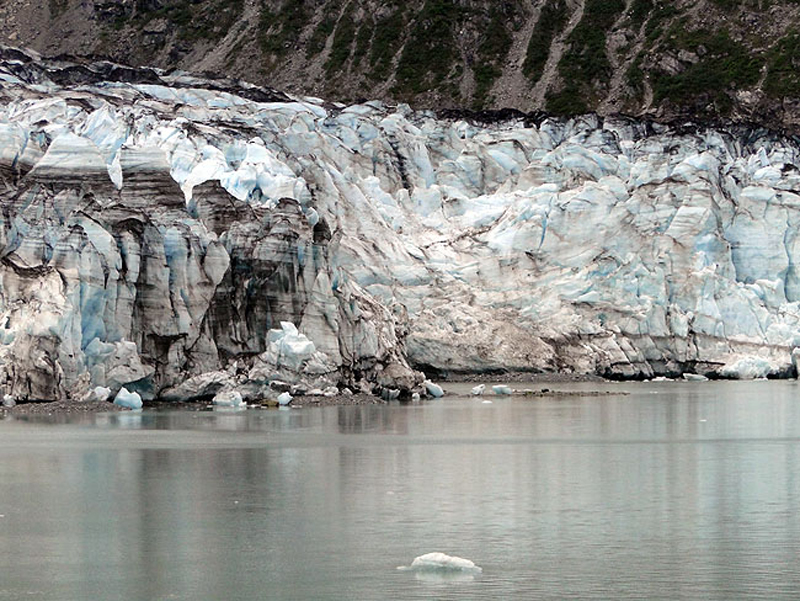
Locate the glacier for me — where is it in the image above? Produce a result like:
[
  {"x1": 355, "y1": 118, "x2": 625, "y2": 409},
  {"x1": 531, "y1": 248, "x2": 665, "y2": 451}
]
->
[{"x1": 2, "y1": 47, "x2": 800, "y2": 401}]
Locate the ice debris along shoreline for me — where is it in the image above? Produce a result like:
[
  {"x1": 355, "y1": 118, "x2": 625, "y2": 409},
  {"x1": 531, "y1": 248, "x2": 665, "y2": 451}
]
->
[{"x1": 2, "y1": 47, "x2": 800, "y2": 403}]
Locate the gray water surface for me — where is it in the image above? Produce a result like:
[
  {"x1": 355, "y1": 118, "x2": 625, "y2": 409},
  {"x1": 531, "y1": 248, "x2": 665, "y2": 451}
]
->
[{"x1": 1, "y1": 381, "x2": 799, "y2": 600}]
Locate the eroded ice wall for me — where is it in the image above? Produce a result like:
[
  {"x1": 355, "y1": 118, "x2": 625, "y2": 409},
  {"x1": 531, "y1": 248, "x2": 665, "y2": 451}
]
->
[{"x1": 2, "y1": 48, "x2": 800, "y2": 400}]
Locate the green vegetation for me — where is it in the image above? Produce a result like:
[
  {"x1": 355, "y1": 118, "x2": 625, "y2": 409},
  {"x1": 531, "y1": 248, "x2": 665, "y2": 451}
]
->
[
  {"x1": 628, "y1": 0, "x2": 654, "y2": 26},
  {"x1": 306, "y1": 3, "x2": 341, "y2": 58},
  {"x1": 259, "y1": 0, "x2": 309, "y2": 55},
  {"x1": 473, "y1": 5, "x2": 517, "y2": 106},
  {"x1": 123, "y1": 0, "x2": 244, "y2": 42},
  {"x1": 652, "y1": 29, "x2": 761, "y2": 113},
  {"x1": 49, "y1": 0, "x2": 68, "y2": 17},
  {"x1": 708, "y1": 0, "x2": 740, "y2": 10},
  {"x1": 353, "y1": 19, "x2": 372, "y2": 66},
  {"x1": 161, "y1": 0, "x2": 244, "y2": 41},
  {"x1": 559, "y1": 0, "x2": 625, "y2": 82},
  {"x1": 523, "y1": 0, "x2": 568, "y2": 83},
  {"x1": 764, "y1": 30, "x2": 800, "y2": 97},
  {"x1": 624, "y1": 52, "x2": 646, "y2": 101},
  {"x1": 550, "y1": 0, "x2": 624, "y2": 112},
  {"x1": 545, "y1": 86, "x2": 589, "y2": 115},
  {"x1": 368, "y1": 5, "x2": 406, "y2": 80},
  {"x1": 395, "y1": 0, "x2": 464, "y2": 94},
  {"x1": 644, "y1": 3, "x2": 680, "y2": 44},
  {"x1": 325, "y1": 5, "x2": 357, "y2": 74}
]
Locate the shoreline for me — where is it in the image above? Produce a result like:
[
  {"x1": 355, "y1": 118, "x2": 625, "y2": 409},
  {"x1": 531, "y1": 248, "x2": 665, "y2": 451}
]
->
[
  {"x1": 12, "y1": 371, "x2": 790, "y2": 414},
  {"x1": 437, "y1": 372, "x2": 607, "y2": 384},
  {"x1": 0, "y1": 393, "x2": 391, "y2": 415},
  {"x1": 0, "y1": 380, "x2": 633, "y2": 415}
]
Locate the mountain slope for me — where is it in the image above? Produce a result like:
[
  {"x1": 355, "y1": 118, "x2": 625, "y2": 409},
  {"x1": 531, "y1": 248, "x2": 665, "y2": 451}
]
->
[{"x1": 1, "y1": 0, "x2": 799, "y2": 131}]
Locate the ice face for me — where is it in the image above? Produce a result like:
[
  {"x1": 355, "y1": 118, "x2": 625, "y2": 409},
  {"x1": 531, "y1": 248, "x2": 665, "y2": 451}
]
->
[
  {"x1": 113, "y1": 387, "x2": 143, "y2": 410},
  {"x1": 1, "y1": 49, "x2": 800, "y2": 402}
]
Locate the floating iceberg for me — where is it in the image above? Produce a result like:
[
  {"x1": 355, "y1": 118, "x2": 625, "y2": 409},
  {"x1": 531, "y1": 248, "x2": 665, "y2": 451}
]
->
[
  {"x1": 471, "y1": 384, "x2": 486, "y2": 396},
  {"x1": 399, "y1": 552, "x2": 482, "y2": 574},
  {"x1": 113, "y1": 388, "x2": 143, "y2": 410},
  {"x1": 277, "y1": 392, "x2": 292, "y2": 406},
  {"x1": 492, "y1": 385, "x2": 513, "y2": 395}
]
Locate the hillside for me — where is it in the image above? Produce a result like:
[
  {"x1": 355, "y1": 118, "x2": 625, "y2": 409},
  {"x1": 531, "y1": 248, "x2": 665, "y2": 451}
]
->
[{"x1": 0, "y1": 0, "x2": 798, "y2": 131}]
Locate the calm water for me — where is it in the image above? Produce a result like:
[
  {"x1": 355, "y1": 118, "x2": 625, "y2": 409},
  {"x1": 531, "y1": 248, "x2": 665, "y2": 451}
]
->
[{"x1": 1, "y1": 381, "x2": 799, "y2": 600}]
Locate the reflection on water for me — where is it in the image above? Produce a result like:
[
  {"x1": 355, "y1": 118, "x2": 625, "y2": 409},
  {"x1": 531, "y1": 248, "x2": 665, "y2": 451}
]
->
[{"x1": 0, "y1": 381, "x2": 799, "y2": 600}]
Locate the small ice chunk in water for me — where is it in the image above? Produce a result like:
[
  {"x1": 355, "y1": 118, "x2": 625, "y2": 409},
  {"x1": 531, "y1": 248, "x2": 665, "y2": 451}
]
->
[
  {"x1": 277, "y1": 392, "x2": 292, "y2": 406},
  {"x1": 424, "y1": 380, "x2": 445, "y2": 398},
  {"x1": 492, "y1": 385, "x2": 513, "y2": 395},
  {"x1": 3, "y1": 394, "x2": 15, "y2": 408},
  {"x1": 482, "y1": 400, "x2": 493, "y2": 404},
  {"x1": 114, "y1": 387, "x2": 143, "y2": 410},
  {"x1": 399, "y1": 552, "x2": 482, "y2": 574},
  {"x1": 471, "y1": 384, "x2": 485, "y2": 396}
]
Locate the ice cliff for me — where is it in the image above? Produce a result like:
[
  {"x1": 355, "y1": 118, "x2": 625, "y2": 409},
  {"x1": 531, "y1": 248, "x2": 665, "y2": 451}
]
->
[{"x1": 2, "y1": 48, "x2": 800, "y2": 400}]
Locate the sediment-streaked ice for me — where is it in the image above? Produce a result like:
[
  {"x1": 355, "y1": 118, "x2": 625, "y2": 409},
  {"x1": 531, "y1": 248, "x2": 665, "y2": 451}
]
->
[{"x1": 2, "y1": 48, "x2": 800, "y2": 403}]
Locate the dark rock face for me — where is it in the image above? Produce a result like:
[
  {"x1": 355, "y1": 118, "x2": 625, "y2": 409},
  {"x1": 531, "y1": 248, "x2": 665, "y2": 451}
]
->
[{"x1": 1, "y1": 0, "x2": 799, "y2": 132}]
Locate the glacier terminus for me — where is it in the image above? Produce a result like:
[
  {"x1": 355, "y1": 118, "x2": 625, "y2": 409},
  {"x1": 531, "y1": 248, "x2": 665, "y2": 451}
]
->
[{"x1": 2, "y1": 47, "x2": 800, "y2": 402}]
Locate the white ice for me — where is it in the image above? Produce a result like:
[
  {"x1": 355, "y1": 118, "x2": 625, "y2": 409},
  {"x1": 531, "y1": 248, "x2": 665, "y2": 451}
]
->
[
  {"x1": 113, "y1": 387, "x2": 143, "y2": 410},
  {"x1": 424, "y1": 380, "x2": 445, "y2": 398},
  {"x1": 399, "y1": 552, "x2": 482, "y2": 574},
  {"x1": 212, "y1": 390, "x2": 246, "y2": 407}
]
